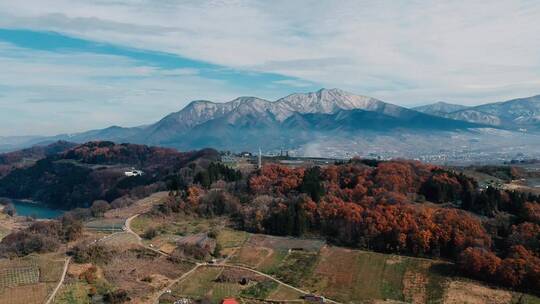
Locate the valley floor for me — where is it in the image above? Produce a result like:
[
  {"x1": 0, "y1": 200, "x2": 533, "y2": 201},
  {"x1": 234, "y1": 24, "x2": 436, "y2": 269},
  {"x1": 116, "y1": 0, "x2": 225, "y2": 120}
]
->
[{"x1": 0, "y1": 193, "x2": 538, "y2": 304}]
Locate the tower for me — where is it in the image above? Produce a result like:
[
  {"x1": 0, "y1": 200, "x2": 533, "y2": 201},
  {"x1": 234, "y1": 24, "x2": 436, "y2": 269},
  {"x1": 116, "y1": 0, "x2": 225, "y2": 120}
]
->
[{"x1": 258, "y1": 148, "x2": 262, "y2": 169}]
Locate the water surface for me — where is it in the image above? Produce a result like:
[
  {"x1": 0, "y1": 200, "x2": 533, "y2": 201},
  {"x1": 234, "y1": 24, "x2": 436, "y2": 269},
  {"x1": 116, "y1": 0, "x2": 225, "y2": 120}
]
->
[{"x1": 11, "y1": 200, "x2": 64, "y2": 219}]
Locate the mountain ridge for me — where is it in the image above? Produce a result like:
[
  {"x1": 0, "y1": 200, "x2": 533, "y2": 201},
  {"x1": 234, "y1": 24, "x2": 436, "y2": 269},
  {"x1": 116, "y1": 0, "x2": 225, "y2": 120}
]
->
[{"x1": 2, "y1": 88, "x2": 540, "y2": 155}]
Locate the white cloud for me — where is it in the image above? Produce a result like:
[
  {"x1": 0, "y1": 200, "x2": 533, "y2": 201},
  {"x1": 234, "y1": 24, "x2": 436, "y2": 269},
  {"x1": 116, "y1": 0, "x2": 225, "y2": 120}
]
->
[
  {"x1": 0, "y1": 42, "x2": 261, "y2": 136},
  {"x1": 2, "y1": 0, "x2": 540, "y2": 106}
]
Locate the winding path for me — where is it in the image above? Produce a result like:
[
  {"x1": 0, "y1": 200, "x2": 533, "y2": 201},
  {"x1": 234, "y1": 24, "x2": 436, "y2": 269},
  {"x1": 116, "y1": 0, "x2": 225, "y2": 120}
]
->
[
  {"x1": 44, "y1": 256, "x2": 71, "y2": 304},
  {"x1": 122, "y1": 203, "x2": 341, "y2": 304}
]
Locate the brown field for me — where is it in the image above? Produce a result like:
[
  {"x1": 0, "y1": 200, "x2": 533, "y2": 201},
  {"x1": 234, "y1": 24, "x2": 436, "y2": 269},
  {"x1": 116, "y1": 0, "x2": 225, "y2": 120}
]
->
[
  {"x1": 143, "y1": 234, "x2": 181, "y2": 251},
  {"x1": 100, "y1": 232, "x2": 140, "y2": 248},
  {"x1": 66, "y1": 263, "x2": 94, "y2": 278},
  {"x1": 104, "y1": 191, "x2": 169, "y2": 219},
  {"x1": 131, "y1": 213, "x2": 225, "y2": 239},
  {"x1": 256, "y1": 249, "x2": 289, "y2": 273},
  {"x1": 216, "y1": 229, "x2": 248, "y2": 249},
  {"x1": 230, "y1": 245, "x2": 272, "y2": 268},
  {"x1": 0, "y1": 283, "x2": 48, "y2": 304},
  {"x1": 267, "y1": 284, "x2": 304, "y2": 301},
  {"x1": 170, "y1": 266, "x2": 246, "y2": 304},
  {"x1": 442, "y1": 280, "x2": 512, "y2": 304},
  {"x1": 104, "y1": 249, "x2": 194, "y2": 302},
  {"x1": 308, "y1": 246, "x2": 357, "y2": 293},
  {"x1": 38, "y1": 258, "x2": 65, "y2": 282},
  {"x1": 403, "y1": 270, "x2": 428, "y2": 304},
  {"x1": 84, "y1": 218, "x2": 125, "y2": 232},
  {"x1": 247, "y1": 234, "x2": 324, "y2": 252},
  {"x1": 303, "y1": 246, "x2": 449, "y2": 304},
  {"x1": 52, "y1": 282, "x2": 91, "y2": 304},
  {"x1": 229, "y1": 234, "x2": 323, "y2": 273}
]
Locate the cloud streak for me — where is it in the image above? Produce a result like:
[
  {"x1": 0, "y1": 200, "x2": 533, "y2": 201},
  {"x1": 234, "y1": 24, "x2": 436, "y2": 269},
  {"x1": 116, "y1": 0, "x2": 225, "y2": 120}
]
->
[{"x1": 1, "y1": 0, "x2": 540, "y2": 134}]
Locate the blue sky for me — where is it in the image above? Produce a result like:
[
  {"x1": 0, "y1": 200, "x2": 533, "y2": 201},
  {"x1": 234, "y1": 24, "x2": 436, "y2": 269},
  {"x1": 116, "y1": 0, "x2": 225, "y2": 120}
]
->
[
  {"x1": 0, "y1": 28, "x2": 319, "y2": 135},
  {"x1": 1, "y1": 1, "x2": 540, "y2": 136}
]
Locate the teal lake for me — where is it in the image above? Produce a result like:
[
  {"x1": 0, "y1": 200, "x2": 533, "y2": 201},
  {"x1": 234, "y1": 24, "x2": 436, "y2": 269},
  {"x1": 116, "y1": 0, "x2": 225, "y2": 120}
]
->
[{"x1": 11, "y1": 200, "x2": 64, "y2": 219}]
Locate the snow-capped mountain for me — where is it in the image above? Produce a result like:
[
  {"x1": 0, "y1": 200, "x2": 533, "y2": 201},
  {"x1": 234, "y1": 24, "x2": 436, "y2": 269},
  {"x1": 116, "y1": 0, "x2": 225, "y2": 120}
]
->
[
  {"x1": 6, "y1": 88, "x2": 540, "y2": 154},
  {"x1": 418, "y1": 95, "x2": 540, "y2": 129},
  {"x1": 156, "y1": 88, "x2": 390, "y2": 127},
  {"x1": 414, "y1": 102, "x2": 469, "y2": 116}
]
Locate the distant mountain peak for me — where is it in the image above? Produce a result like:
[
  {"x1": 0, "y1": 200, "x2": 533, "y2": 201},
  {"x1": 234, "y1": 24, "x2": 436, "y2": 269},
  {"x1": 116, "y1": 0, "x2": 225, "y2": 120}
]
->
[{"x1": 414, "y1": 101, "x2": 469, "y2": 116}]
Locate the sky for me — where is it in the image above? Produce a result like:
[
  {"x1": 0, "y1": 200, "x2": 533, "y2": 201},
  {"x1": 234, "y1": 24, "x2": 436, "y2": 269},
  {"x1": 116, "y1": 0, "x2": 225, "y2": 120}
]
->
[{"x1": 1, "y1": 0, "x2": 540, "y2": 136}]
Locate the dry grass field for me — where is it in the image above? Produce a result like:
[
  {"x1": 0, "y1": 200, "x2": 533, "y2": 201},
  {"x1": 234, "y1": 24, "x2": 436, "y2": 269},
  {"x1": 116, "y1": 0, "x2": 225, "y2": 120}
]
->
[
  {"x1": 84, "y1": 218, "x2": 125, "y2": 233},
  {"x1": 169, "y1": 267, "x2": 236, "y2": 303},
  {"x1": 0, "y1": 255, "x2": 65, "y2": 304},
  {"x1": 166, "y1": 265, "x2": 302, "y2": 304},
  {"x1": 301, "y1": 246, "x2": 450, "y2": 304},
  {"x1": 216, "y1": 229, "x2": 248, "y2": 249},
  {"x1": 229, "y1": 234, "x2": 323, "y2": 273},
  {"x1": 247, "y1": 234, "x2": 324, "y2": 252},
  {"x1": 229, "y1": 245, "x2": 273, "y2": 268},
  {"x1": 442, "y1": 280, "x2": 512, "y2": 304},
  {"x1": 53, "y1": 282, "x2": 91, "y2": 304},
  {"x1": 104, "y1": 191, "x2": 169, "y2": 219},
  {"x1": 103, "y1": 248, "x2": 194, "y2": 302},
  {"x1": 0, "y1": 283, "x2": 48, "y2": 304},
  {"x1": 100, "y1": 232, "x2": 140, "y2": 248}
]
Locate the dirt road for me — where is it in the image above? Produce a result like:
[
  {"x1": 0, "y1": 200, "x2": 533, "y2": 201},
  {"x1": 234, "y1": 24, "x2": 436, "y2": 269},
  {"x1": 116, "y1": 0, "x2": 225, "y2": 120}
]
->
[{"x1": 44, "y1": 256, "x2": 71, "y2": 304}]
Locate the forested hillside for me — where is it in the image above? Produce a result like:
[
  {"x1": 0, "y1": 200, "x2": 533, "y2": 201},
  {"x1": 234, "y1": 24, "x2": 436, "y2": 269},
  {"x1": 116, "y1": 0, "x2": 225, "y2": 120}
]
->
[
  {"x1": 0, "y1": 141, "x2": 219, "y2": 209},
  {"x1": 162, "y1": 159, "x2": 540, "y2": 295}
]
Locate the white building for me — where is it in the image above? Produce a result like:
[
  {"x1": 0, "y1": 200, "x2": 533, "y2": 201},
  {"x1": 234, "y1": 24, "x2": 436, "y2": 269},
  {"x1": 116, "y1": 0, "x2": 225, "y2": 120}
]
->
[{"x1": 124, "y1": 169, "x2": 144, "y2": 177}]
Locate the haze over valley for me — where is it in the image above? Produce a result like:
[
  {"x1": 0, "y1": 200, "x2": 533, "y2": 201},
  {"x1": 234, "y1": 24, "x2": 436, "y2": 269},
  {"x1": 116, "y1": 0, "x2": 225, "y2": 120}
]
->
[{"x1": 4, "y1": 88, "x2": 540, "y2": 164}]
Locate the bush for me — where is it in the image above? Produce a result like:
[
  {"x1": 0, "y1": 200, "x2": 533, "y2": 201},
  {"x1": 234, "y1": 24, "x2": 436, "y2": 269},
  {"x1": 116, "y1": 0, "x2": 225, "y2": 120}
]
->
[
  {"x1": 70, "y1": 243, "x2": 116, "y2": 264},
  {"x1": 91, "y1": 200, "x2": 111, "y2": 217},
  {"x1": 104, "y1": 289, "x2": 129, "y2": 303},
  {"x1": 2, "y1": 202, "x2": 16, "y2": 216},
  {"x1": 240, "y1": 281, "x2": 278, "y2": 299},
  {"x1": 143, "y1": 227, "x2": 158, "y2": 240}
]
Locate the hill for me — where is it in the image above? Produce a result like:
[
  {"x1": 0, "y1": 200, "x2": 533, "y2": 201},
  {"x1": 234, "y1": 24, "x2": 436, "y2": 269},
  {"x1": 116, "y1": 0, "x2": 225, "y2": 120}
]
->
[
  {"x1": 0, "y1": 141, "x2": 219, "y2": 209},
  {"x1": 0, "y1": 141, "x2": 76, "y2": 177}
]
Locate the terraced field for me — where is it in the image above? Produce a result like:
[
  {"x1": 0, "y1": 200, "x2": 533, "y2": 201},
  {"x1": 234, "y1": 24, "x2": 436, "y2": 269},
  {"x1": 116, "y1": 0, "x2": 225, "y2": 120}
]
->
[
  {"x1": 0, "y1": 256, "x2": 65, "y2": 304},
  {"x1": 84, "y1": 218, "x2": 125, "y2": 233},
  {"x1": 165, "y1": 266, "x2": 303, "y2": 304},
  {"x1": 126, "y1": 212, "x2": 540, "y2": 304},
  {"x1": 301, "y1": 246, "x2": 449, "y2": 303}
]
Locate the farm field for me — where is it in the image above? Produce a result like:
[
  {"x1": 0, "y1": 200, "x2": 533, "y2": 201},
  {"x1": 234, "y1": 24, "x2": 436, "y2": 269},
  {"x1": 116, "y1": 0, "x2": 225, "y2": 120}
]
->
[
  {"x1": 127, "y1": 212, "x2": 540, "y2": 304},
  {"x1": 164, "y1": 266, "x2": 302, "y2": 304},
  {"x1": 104, "y1": 191, "x2": 169, "y2": 220},
  {"x1": 53, "y1": 282, "x2": 91, "y2": 304},
  {"x1": 99, "y1": 231, "x2": 140, "y2": 248},
  {"x1": 216, "y1": 229, "x2": 249, "y2": 249},
  {"x1": 0, "y1": 255, "x2": 65, "y2": 304},
  {"x1": 229, "y1": 234, "x2": 323, "y2": 273},
  {"x1": 131, "y1": 213, "x2": 225, "y2": 237},
  {"x1": 84, "y1": 218, "x2": 125, "y2": 233},
  {"x1": 167, "y1": 267, "x2": 238, "y2": 304},
  {"x1": 103, "y1": 248, "x2": 194, "y2": 303},
  {"x1": 301, "y1": 246, "x2": 449, "y2": 303}
]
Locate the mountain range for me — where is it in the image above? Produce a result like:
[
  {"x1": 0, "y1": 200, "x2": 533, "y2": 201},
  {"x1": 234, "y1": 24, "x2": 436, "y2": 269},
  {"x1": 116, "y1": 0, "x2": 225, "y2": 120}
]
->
[
  {"x1": 3, "y1": 88, "x2": 540, "y2": 160},
  {"x1": 414, "y1": 95, "x2": 540, "y2": 129}
]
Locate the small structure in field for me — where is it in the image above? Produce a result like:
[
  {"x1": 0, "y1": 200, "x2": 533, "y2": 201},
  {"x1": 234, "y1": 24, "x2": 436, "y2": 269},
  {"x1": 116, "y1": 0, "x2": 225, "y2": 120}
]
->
[
  {"x1": 303, "y1": 294, "x2": 325, "y2": 304},
  {"x1": 173, "y1": 298, "x2": 193, "y2": 304}
]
